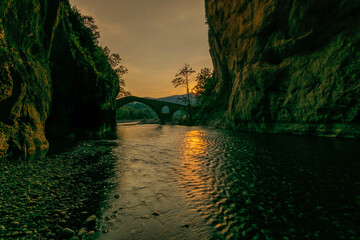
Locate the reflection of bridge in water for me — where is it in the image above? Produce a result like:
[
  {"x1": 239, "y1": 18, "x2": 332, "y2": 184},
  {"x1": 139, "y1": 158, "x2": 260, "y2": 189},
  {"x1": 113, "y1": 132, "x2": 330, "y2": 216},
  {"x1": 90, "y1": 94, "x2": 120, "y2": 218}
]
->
[{"x1": 116, "y1": 96, "x2": 190, "y2": 124}]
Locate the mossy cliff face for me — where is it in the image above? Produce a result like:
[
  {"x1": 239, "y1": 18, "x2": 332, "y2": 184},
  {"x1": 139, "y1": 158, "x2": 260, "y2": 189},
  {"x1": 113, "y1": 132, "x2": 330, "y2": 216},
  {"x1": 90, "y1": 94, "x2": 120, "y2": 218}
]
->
[
  {"x1": 205, "y1": 0, "x2": 360, "y2": 138},
  {"x1": 0, "y1": 1, "x2": 119, "y2": 159}
]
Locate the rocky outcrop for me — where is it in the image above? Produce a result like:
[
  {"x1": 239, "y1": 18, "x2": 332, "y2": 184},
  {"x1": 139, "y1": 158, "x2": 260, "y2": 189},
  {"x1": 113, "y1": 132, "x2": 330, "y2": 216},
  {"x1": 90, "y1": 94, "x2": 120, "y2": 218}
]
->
[
  {"x1": 0, "y1": 1, "x2": 119, "y2": 159},
  {"x1": 205, "y1": 0, "x2": 360, "y2": 138}
]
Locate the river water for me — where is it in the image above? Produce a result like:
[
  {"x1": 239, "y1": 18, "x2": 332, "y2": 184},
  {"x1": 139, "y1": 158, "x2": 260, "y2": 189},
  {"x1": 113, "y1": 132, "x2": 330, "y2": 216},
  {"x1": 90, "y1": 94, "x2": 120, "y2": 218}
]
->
[{"x1": 97, "y1": 124, "x2": 360, "y2": 240}]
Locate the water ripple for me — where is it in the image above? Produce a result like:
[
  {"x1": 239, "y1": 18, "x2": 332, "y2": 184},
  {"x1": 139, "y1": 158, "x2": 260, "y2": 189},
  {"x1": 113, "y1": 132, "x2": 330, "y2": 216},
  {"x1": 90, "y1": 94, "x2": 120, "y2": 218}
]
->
[{"x1": 98, "y1": 124, "x2": 360, "y2": 240}]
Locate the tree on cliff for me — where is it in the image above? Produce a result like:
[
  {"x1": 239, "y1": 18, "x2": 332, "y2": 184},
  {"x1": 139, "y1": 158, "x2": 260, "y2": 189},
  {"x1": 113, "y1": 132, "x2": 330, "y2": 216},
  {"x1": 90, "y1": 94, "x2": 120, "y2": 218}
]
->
[
  {"x1": 191, "y1": 67, "x2": 216, "y2": 117},
  {"x1": 192, "y1": 67, "x2": 213, "y2": 99},
  {"x1": 172, "y1": 63, "x2": 195, "y2": 120},
  {"x1": 102, "y1": 47, "x2": 131, "y2": 98},
  {"x1": 70, "y1": 6, "x2": 130, "y2": 98},
  {"x1": 71, "y1": 6, "x2": 100, "y2": 45}
]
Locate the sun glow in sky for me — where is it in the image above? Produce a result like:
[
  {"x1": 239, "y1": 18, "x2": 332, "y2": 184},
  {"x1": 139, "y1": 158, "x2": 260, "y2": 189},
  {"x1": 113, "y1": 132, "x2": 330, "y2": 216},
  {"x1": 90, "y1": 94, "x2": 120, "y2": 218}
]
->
[{"x1": 69, "y1": 0, "x2": 213, "y2": 98}]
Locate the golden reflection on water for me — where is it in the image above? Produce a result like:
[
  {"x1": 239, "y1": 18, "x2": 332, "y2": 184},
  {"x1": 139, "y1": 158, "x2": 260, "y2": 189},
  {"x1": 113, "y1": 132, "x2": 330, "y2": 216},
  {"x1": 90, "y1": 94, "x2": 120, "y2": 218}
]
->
[
  {"x1": 179, "y1": 130, "x2": 212, "y2": 204},
  {"x1": 182, "y1": 130, "x2": 207, "y2": 155}
]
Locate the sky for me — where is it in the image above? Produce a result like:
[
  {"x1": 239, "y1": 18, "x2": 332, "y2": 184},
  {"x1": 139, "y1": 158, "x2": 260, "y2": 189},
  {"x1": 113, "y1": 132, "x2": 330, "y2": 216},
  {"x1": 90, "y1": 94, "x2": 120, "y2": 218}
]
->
[{"x1": 69, "y1": 0, "x2": 213, "y2": 98}]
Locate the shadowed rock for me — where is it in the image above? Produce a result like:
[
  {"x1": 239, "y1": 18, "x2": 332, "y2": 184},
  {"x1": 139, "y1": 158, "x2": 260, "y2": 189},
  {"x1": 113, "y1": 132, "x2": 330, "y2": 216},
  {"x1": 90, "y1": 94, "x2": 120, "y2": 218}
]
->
[
  {"x1": 204, "y1": 0, "x2": 360, "y2": 138},
  {"x1": 0, "y1": 0, "x2": 119, "y2": 159}
]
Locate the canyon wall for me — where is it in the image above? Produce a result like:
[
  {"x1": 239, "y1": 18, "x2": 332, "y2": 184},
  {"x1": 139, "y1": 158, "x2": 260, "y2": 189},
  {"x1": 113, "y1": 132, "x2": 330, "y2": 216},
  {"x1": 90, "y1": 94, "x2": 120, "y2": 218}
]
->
[
  {"x1": 205, "y1": 0, "x2": 360, "y2": 138},
  {"x1": 0, "y1": 1, "x2": 119, "y2": 159}
]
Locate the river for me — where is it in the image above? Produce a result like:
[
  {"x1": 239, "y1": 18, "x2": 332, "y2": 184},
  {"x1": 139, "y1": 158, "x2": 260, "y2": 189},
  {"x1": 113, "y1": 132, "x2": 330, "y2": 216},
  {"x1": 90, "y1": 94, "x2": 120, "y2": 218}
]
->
[{"x1": 96, "y1": 123, "x2": 359, "y2": 239}]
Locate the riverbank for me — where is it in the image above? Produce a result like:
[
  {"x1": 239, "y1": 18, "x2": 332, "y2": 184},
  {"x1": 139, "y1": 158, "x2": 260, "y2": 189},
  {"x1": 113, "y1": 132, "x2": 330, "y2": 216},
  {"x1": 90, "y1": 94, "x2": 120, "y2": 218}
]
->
[
  {"x1": 0, "y1": 140, "x2": 117, "y2": 239},
  {"x1": 116, "y1": 118, "x2": 191, "y2": 126},
  {"x1": 117, "y1": 119, "x2": 159, "y2": 125}
]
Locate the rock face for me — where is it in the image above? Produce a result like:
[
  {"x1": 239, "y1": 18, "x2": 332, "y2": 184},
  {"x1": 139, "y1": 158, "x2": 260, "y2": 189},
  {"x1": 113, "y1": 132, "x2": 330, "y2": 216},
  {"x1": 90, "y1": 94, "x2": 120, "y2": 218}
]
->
[
  {"x1": 205, "y1": 0, "x2": 360, "y2": 138},
  {"x1": 0, "y1": 1, "x2": 118, "y2": 159}
]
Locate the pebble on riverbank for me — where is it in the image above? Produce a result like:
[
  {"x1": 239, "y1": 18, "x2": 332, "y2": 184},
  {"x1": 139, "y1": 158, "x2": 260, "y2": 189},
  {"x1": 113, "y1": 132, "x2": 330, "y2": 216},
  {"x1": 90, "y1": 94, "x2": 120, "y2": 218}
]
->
[
  {"x1": 152, "y1": 211, "x2": 161, "y2": 216},
  {"x1": 60, "y1": 228, "x2": 75, "y2": 238},
  {"x1": 0, "y1": 140, "x2": 117, "y2": 239},
  {"x1": 83, "y1": 215, "x2": 97, "y2": 228}
]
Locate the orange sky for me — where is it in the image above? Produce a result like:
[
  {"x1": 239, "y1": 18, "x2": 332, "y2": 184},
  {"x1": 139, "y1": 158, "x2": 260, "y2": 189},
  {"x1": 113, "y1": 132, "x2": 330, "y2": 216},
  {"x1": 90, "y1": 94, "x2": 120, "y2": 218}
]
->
[{"x1": 70, "y1": 0, "x2": 213, "y2": 98}]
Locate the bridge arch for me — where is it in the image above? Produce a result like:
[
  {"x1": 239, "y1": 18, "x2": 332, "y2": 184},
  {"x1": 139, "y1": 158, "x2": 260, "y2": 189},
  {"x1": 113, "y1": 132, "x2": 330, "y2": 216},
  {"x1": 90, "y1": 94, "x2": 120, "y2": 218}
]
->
[
  {"x1": 116, "y1": 96, "x2": 189, "y2": 124},
  {"x1": 161, "y1": 106, "x2": 170, "y2": 114},
  {"x1": 171, "y1": 109, "x2": 189, "y2": 120},
  {"x1": 116, "y1": 98, "x2": 160, "y2": 122}
]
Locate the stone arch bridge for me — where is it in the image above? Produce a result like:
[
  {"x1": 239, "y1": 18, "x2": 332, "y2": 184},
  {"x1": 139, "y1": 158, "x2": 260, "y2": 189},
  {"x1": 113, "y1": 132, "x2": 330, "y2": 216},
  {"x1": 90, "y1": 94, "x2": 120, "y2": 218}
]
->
[{"x1": 116, "y1": 96, "x2": 190, "y2": 124}]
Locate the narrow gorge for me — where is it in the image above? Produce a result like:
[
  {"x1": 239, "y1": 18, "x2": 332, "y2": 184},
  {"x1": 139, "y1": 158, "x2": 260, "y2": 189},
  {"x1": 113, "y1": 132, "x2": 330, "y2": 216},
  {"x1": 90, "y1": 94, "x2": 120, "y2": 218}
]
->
[
  {"x1": 1, "y1": 1, "x2": 360, "y2": 239},
  {"x1": 2, "y1": 1, "x2": 360, "y2": 159}
]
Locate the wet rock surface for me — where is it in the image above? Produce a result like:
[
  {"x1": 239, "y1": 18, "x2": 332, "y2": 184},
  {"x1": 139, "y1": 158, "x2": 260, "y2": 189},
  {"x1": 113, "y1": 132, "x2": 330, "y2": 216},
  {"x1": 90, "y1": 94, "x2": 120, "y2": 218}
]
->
[
  {"x1": 0, "y1": 140, "x2": 116, "y2": 239},
  {"x1": 204, "y1": 0, "x2": 360, "y2": 138}
]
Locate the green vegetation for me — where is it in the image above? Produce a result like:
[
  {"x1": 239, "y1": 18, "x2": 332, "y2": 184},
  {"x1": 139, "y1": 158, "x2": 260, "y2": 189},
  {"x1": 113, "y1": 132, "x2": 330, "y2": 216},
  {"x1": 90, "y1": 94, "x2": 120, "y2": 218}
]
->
[
  {"x1": 69, "y1": 6, "x2": 130, "y2": 98},
  {"x1": 116, "y1": 103, "x2": 157, "y2": 120},
  {"x1": 171, "y1": 64, "x2": 216, "y2": 124},
  {"x1": 191, "y1": 67, "x2": 222, "y2": 122},
  {"x1": 47, "y1": 4, "x2": 132, "y2": 138},
  {"x1": 192, "y1": 67, "x2": 215, "y2": 106},
  {"x1": 1, "y1": 0, "x2": 132, "y2": 158}
]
